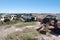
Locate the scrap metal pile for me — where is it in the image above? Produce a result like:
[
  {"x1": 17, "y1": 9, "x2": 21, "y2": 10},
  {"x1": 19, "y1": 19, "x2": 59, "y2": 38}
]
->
[{"x1": 37, "y1": 15, "x2": 60, "y2": 34}]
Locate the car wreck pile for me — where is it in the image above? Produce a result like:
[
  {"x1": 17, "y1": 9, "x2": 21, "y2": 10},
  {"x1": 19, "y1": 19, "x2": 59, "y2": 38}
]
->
[{"x1": 37, "y1": 15, "x2": 60, "y2": 34}]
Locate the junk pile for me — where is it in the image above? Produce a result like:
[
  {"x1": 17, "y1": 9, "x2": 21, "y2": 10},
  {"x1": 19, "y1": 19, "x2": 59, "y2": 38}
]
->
[{"x1": 37, "y1": 15, "x2": 60, "y2": 34}]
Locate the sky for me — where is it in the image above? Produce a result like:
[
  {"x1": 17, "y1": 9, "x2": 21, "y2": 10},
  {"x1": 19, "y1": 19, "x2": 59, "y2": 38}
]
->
[{"x1": 0, "y1": 0, "x2": 60, "y2": 13}]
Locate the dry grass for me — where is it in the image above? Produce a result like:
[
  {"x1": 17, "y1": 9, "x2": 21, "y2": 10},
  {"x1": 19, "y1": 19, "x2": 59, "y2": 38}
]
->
[
  {"x1": 5, "y1": 28, "x2": 40, "y2": 40},
  {"x1": 16, "y1": 22, "x2": 36, "y2": 28}
]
